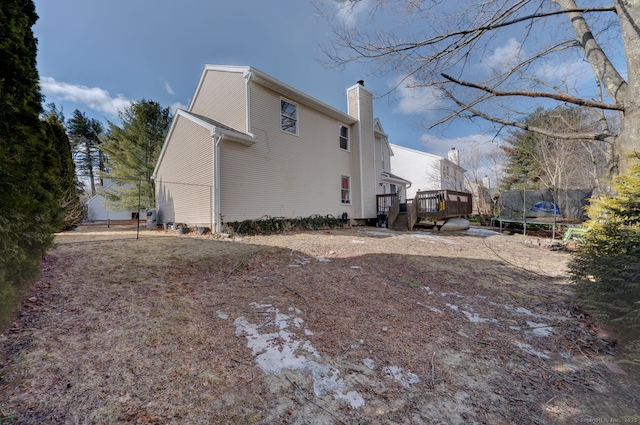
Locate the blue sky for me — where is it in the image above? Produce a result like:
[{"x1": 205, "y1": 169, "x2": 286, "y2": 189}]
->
[
  {"x1": 32, "y1": 0, "x2": 492, "y2": 160},
  {"x1": 33, "y1": 0, "x2": 626, "y2": 184}
]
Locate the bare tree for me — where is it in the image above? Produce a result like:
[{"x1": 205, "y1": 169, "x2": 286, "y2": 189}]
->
[{"x1": 318, "y1": 0, "x2": 639, "y2": 174}]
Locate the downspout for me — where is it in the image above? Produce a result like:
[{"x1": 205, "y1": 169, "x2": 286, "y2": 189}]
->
[
  {"x1": 243, "y1": 70, "x2": 255, "y2": 137},
  {"x1": 212, "y1": 133, "x2": 223, "y2": 233}
]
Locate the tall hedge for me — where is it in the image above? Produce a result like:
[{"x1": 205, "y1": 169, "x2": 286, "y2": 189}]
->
[
  {"x1": 569, "y1": 155, "x2": 640, "y2": 359},
  {"x1": 0, "y1": 0, "x2": 62, "y2": 329}
]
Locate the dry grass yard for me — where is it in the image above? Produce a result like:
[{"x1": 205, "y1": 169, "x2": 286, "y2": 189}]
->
[{"x1": 0, "y1": 223, "x2": 638, "y2": 424}]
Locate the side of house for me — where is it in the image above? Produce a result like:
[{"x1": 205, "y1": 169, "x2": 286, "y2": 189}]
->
[
  {"x1": 390, "y1": 144, "x2": 466, "y2": 200},
  {"x1": 153, "y1": 65, "x2": 410, "y2": 231}
]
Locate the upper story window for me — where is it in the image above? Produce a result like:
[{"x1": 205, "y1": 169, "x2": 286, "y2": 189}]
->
[
  {"x1": 339, "y1": 124, "x2": 349, "y2": 150},
  {"x1": 381, "y1": 151, "x2": 386, "y2": 170},
  {"x1": 281, "y1": 98, "x2": 298, "y2": 135}
]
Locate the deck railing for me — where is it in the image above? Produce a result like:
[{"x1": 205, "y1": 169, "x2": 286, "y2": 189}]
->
[
  {"x1": 414, "y1": 190, "x2": 472, "y2": 218},
  {"x1": 409, "y1": 199, "x2": 418, "y2": 231},
  {"x1": 387, "y1": 198, "x2": 400, "y2": 228},
  {"x1": 376, "y1": 193, "x2": 398, "y2": 215}
]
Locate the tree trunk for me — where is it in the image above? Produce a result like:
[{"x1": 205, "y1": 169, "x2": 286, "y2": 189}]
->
[{"x1": 616, "y1": 0, "x2": 640, "y2": 172}]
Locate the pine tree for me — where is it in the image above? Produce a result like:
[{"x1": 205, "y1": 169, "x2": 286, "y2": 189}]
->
[
  {"x1": 569, "y1": 155, "x2": 640, "y2": 359},
  {"x1": 100, "y1": 99, "x2": 171, "y2": 212},
  {"x1": 67, "y1": 109, "x2": 105, "y2": 197},
  {"x1": 42, "y1": 104, "x2": 83, "y2": 229}
]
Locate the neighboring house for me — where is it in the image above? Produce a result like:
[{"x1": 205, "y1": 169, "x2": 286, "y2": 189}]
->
[
  {"x1": 152, "y1": 65, "x2": 411, "y2": 232},
  {"x1": 465, "y1": 177, "x2": 492, "y2": 216},
  {"x1": 390, "y1": 145, "x2": 466, "y2": 200},
  {"x1": 85, "y1": 180, "x2": 137, "y2": 221}
]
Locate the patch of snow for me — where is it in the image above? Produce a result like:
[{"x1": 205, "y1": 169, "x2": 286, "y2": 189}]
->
[
  {"x1": 350, "y1": 239, "x2": 365, "y2": 244},
  {"x1": 516, "y1": 307, "x2": 535, "y2": 316},
  {"x1": 235, "y1": 305, "x2": 365, "y2": 409},
  {"x1": 360, "y1": 230, "x2": 396, "y2": 237},
  {"x1": 293, "y1": 317, "x2": 304, "y2": 328},
  {"x1": 441, "y1": 292, "x2": 464, "y2": 298},
  {"x1": 288, "y1": 307, "x2": 302, "y2": 314},
  {"x1": 362, "y1": 358, "x2": 376, "y2": 370},
  {"x1": 350, "y1": 266, "x2": 362, "y2": 269},
  {"x1": 411, "y1": 234, "x2": 459, "y2": 245},
  {"x1": 304, "y1": 329, "x2": 314, "y2": 336},
  {"x1": 216, "y1": 310, "x2": 229, "y2": 320},
  {"x1": 465, "y1": 228, "x2": 500, "y2": 237},
  {"x1": 250, "y1": 302, "x2": 272, "y2": 309},
  {"x1": 462, "y1": 310, "x2": 498, "y2": 323},
  {"x1": 526, "y1": 321, "x2": 553, "y2": 337},
  {"x1": 510, "y1": 326, "x2": 522, "y2": 331},
  {"x1": 446, "y1": 303, "x2": 459, "y2": 311},
  {"x1": 515, "y1": 342, "x2": 550, "y2": 359},
  {"x1": 418, "y1": 302, "x2": 443, "y2": 313},
  {"x1": 315, "y1": 256, "x2": 332, "y2": 262},
  {"x1": 384, "y1": 365, "x2": 420, "y2": 389}
]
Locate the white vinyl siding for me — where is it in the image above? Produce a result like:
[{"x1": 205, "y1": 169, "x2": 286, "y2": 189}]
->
[
  {"x1": 155, "y1": 115, "x2": 213, "y2": 226},
  {"x1": 217, "y1": 83, "x2": 353, "y2": 222},
  {"x1": 190, "y1": 70, "x2": 247, "y2": 132}
]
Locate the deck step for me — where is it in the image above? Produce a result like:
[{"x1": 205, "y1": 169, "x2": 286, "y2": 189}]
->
[{"x1": 391, "y1": 212, "x2": 409, "y2": 231}]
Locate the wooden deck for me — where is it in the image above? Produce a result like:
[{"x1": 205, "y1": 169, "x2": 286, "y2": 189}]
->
[
  {"x1": 412, "y1": 190, "x2": 472, "y2": 219},
  {"x1": 378, "y1": 190, "x2": 473, "y2": 230}
]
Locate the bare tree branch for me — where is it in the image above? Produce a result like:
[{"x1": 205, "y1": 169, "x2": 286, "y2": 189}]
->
[
  {"x1": 443, "y1": 87, "x2": 612, "y2": 141},
  {"x1": 441, "y1": 73, "x2": 624, "y2": 111}
]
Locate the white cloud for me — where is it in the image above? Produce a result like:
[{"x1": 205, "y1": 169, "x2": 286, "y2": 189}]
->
[
  {"x1": 482, "y1": 38, "x2": 524, "y2": 72},
  {"x1": 164, "y1": 81, "x2": 176, "y2": 95},
  {"x1": 535, "y1": 59, "x2": 593, "y2": 87},
  {"x1": 169, "y1": 101, "x2": 188, "y2": 114},
  {"x1": 40, "y1": 77, "x2": 131, "y2": 116},
  {"x1": 334, "y1": 0, "x2": 374, "y2": 27},
  {"x1": 420, "y1": 133, "x2": 498, "y2": 158},
  {"x1": 393, "y1": 76, "x2": 441, "y2": 115}
]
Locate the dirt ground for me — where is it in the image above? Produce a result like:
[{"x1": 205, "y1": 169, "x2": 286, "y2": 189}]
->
[{"x1": 0, "y1": 223, "x2": 638, "y2": 424}]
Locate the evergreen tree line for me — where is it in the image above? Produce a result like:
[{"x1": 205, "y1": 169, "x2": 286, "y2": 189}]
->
[
  {"x1": 0, "y1": 0, "x2": 74, "y2": 328},
  {"x1": 0, "y1": 0, "x2": 171, "y2": 329}
]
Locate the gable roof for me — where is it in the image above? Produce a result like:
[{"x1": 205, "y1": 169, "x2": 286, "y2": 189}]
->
[
  {"x1": 381, "y1": 171, "x2": 412, "y2": 186},
  {"x1": 191, "y1": 65, "x2": 358, "y2": 125}
]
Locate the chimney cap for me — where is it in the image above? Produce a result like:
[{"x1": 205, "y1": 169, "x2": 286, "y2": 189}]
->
[{"x1": 357, "y1": 80, "x2": 365, "y2": 86}]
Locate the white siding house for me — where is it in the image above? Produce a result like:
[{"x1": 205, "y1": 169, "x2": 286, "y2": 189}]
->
[
  {"x1": 85, "y1": 180, "x2": 137, "y2": 221},
  {"x1": 152, "y1": 65, "x2": 410, "y2": 232},
  {"x1": 390, "y1": 145, "x2": 466, "y2": 200}
]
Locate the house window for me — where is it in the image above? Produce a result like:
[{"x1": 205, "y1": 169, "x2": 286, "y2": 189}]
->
[
  {"x1": 339, "y1": 124, "x2": 349, "y2": 150},
  {"x1": 381, "y1": 151, "x2": 385, "y2": 170},
  {"x1": 281, "y1": 98, "x2": 298, "y2": 135},
  {"x1": 341, "y1": 175, "x2": 351, "y2": 204}
]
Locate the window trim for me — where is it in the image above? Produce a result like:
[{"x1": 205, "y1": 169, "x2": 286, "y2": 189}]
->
[
  {"x1": 340, "y1": 174, "x2": 351, "y2": 205},
  {"x1": 280, "y1": 97, "x2": 298, "y2": 135},
  {"x1": 338, "y1": 123, "x2": 350, "y2": 151}
]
